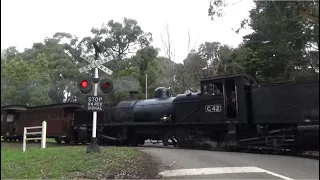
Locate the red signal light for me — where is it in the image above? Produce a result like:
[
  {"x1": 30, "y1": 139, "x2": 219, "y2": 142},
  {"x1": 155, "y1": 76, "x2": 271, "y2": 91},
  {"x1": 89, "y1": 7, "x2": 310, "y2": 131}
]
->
[
  {"x1": 78, "y1": 79, "x2": 92, "y2": 94},
  {"x1": 81, "y1": 80, "x2": 89, "y2": 88},
  {"x1": 100, "y1": 79, "x2": 113, "y2": 94},
  {"x1": 103, "y1": 82, "x2": 110, "y2": 88}
]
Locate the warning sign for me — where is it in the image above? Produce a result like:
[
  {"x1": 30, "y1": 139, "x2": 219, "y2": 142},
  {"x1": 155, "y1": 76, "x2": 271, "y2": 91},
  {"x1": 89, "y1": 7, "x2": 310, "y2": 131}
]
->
[{"x1": 86, "y1": 96, "x2": 104, "y2": 111}]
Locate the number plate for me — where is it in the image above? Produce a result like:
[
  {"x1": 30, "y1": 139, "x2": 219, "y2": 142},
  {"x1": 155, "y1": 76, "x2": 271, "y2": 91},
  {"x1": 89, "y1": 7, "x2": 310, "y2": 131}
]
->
[{"x1": 205, "y1": 104, "x2": 222, "y2": 113}]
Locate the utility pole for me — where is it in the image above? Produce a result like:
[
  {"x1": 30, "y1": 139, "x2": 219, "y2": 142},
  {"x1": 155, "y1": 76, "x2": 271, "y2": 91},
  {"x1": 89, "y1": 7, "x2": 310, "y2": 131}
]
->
[{"x1": 145, "y1": 74, "x2": 148, "y2": 99}]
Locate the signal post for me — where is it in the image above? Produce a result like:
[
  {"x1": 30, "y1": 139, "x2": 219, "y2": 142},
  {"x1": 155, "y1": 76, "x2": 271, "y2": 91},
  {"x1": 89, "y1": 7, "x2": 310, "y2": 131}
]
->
[{"x1": 78, "y1": 43, "x2": 114, "y2": 153}]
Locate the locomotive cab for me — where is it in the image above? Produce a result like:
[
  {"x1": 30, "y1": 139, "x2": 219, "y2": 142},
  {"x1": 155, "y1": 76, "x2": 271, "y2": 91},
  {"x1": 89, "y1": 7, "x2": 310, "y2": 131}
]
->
[
  {"x1": 172, "y1": 73, "x2": 257, "y2": 124},
  {"x1": 199, "y1": 73, "x2": 258, "y2": 123}
]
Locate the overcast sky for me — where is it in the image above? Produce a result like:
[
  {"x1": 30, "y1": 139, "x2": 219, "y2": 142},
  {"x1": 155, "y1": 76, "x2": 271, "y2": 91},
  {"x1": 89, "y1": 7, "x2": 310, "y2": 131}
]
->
[{"x1": 1, "y1": 0, "x2": 255, "y2": 63}]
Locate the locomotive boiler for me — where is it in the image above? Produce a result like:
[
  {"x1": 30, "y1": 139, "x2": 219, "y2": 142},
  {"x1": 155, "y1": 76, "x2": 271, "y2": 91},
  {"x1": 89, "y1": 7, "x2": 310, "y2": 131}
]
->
[{"x1": 113, "y1": 87, "x2": 175, "y2": 123}]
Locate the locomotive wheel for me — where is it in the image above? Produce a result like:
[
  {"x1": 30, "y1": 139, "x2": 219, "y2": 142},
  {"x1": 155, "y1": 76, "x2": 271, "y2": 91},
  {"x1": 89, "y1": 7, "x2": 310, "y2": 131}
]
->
[
  {"x1": 177, "y1": 139, "x2": 191, "y2": 149},
  {"x1": 64, "y1": 139, "x2": 71, "y2": 144},
  {"x1": 138, "y1": 140, "x2": 145, "y2": 146},
  {"x1": 129, "y1": 139, "x2": 139, "y2": 147},
  {"x1": 131, "y1": 142, "x2": 139, "y2": 147},
  {"x1": 3, "y1": 137, "x2": 8, "y2": 142},
  {"x1": 162, "y1": 138, "x2": 169, "y2": 146},
  {"x1": 55, "y1": 138, "x2": 62, "y2": 144},
  {"x1": 120, "y1": 140, "x2": 130, "y2": 146}
]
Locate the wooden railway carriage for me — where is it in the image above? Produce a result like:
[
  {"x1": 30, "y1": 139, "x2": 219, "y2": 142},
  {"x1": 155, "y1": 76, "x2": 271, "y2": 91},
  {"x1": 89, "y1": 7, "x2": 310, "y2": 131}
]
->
[{"x1": 1, "y1": 103, "x2": 82, "y2": 143}]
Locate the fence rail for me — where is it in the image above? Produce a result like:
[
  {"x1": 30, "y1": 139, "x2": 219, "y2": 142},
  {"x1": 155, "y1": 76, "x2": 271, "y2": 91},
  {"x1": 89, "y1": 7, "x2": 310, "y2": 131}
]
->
[{"x1": 22, "y1": 121, "x2": 47, "y2": 152}]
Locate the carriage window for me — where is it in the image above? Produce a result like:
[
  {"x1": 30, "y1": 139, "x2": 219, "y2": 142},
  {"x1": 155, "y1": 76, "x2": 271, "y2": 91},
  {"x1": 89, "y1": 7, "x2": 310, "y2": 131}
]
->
[
  {"x1": 1, "y1": 114, "x2": 4, "y2": 122},
  {"x1": 7, "y1": 114, "x2": 14, "y2": 122},
  {"x1": 203, "y1": 82, "x2": 223, "y2": 95}
]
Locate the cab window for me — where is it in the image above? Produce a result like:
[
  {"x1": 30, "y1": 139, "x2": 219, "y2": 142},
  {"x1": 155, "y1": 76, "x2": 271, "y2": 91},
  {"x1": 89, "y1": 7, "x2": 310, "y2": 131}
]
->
[{"x1": 202, "y1": 82, "x2": 223, "y2": 96}]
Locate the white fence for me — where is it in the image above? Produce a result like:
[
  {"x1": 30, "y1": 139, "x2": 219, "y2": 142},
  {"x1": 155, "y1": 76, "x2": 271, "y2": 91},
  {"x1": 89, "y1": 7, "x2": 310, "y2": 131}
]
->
[{"x1": 22, "y1": 121, "x2": 47, "y2": 152}]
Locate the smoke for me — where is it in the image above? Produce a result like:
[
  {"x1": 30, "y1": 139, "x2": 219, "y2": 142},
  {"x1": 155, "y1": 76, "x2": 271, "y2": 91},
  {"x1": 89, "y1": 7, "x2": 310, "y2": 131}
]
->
[{"x1": 111, "y1": 75, "x2": 141, "y2": 92}]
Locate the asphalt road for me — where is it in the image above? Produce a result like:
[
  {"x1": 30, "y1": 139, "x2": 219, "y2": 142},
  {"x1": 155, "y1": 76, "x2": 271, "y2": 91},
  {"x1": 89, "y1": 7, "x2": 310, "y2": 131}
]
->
[{"x1": 139, "y1": 146, "x2": 319, "y2": 179}]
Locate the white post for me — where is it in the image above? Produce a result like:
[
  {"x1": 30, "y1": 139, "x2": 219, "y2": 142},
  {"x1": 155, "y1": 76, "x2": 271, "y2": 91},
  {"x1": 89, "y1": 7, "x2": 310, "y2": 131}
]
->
[
  {"x1": 92, "y1": 67, "x2": 98, "y2": 139},
  {"x1": 23, "y1": 127, "x2": 27, "y2": 152},
  {"x1": 41, "y1": 121, "x2": 47, "y2": 149},
  {"x1": 86, "y1": 51, "x2": 101, "y2": 153},
  {"x1": 145, "y1": 74, "x2": 148, "y2": 99}
]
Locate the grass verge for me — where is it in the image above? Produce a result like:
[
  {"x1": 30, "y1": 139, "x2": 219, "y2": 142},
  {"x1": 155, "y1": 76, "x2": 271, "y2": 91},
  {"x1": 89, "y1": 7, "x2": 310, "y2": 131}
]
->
[{"x1": 1, "y1": 142, "x2": 159, "y2": 179}]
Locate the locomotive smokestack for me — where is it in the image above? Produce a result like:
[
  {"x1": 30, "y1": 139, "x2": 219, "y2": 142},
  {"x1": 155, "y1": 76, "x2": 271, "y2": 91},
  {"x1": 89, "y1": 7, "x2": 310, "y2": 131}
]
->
[{"x1": 129, "y1": 90, "x2": 139, "y2": 100}]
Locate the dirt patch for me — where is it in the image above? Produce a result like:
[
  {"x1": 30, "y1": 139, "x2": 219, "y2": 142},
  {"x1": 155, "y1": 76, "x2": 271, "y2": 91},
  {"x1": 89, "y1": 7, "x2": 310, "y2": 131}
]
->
[{"x1": 105, "y1": 150, "x2": 162, "y2": 179}]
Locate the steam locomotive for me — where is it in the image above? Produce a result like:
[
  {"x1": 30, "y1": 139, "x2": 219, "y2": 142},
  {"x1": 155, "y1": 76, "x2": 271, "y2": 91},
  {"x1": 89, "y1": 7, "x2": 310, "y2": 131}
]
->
[
  {"x1": 73, "y1": 73, "x2": 319, "y2": 154},
  {"x1": 1, "y1": 73, "x2": 318, "y2": 154}
]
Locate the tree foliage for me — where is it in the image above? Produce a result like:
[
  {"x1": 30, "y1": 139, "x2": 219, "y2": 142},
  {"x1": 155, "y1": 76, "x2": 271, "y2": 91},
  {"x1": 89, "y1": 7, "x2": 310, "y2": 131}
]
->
[
  {"x1": 208, "y1": 0, "x2": 319, "y2": 82},
  {"x1": 2, "y1": 6, "x2": 319, "y2": 106}
]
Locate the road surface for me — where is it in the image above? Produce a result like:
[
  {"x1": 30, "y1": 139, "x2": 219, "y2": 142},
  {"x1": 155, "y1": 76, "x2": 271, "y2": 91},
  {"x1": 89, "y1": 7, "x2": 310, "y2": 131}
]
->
[{"x1": 139, "y1": 146, "x2": 319, "y2": 179}]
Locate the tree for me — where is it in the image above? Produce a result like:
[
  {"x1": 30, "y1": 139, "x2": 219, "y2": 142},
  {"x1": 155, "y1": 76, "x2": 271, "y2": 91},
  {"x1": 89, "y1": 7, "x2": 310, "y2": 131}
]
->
[
  {"x1": 208, "y1": 0, "x2": 245, "y2": 21},
  {"x1": 158, "y1": 25, "x2": 199, "y2": 95},
  {"x1": 128, "y1": 46, "x2": 162, "y2": 98},
  {"x1": 208, "y1": 0, "x2": 319, "y2": 24},
  {"x1": 1, "y1": 54, "x2": 51, "y2": 106},
  {"x1": 1, "y1": 46, "x2": 21, "y2": 61},
  {"x1": 208, "y1": 1, "x2": 319, "y2": 82},
  {"x1": 241, "y1": 1, "x2": 319, "y2": 82},
  {"x1": 198, "y1": 42, "x2": 236, "y2": 76},
  {"x1": 91, "y1": 18, "x2": 153, "y2": 61},
  {"x1": 182, "y1": 50, "x2": 206, "y2": 89}
]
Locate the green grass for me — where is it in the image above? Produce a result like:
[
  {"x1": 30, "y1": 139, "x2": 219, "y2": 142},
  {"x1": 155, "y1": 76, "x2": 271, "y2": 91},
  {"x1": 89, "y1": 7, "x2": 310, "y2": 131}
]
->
[
  {"x1": 1, "y1": 142, "x2": 141, "y2": 179},
  {"x1": 46, "y1": 138, "x2": 56, "y2": 143}
]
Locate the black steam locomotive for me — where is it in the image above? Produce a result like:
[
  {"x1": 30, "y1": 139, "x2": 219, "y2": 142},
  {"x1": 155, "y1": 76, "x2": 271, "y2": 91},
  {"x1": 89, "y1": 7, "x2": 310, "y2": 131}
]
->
[{"x1": 73, "y1": 73, "x2": 319, "y2": 154}]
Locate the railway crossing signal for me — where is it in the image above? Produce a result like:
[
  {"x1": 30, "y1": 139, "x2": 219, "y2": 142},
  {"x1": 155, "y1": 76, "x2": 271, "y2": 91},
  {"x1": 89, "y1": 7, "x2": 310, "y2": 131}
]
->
[{"x1": 78, "y1": 47, "x2": 114, "y2": 154}]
